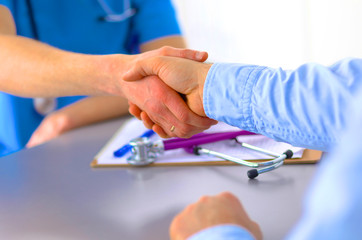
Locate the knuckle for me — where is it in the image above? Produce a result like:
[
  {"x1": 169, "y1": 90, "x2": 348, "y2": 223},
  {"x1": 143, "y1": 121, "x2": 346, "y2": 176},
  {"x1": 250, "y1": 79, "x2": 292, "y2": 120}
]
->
[
  {"x1": 199, "y1": 195, "x2": 209, "y2": 203},
  {"x1": 177, "y1": 129, "x2": 187, "y2": 138},
  {"x1": 179, "y1": 126, "x2": 193, "y2": 138},
  {"x1": 220, "y1": 191, "x2": 235, "y2": 199},
  {"x1": 159, "y1": 46, "x2": 170, "y2": 56},
  {"x1": 184, "y1": 204, "x2": 194, "y2": 212},
  {"x1": 145, "y1": 101, "x2": 160, "y2": 114},
  {"x1": 170, "y1": 216, "x2": 181, "y2": 233},
  {"x1": 178, "y1": 111, "x2": 191, "y2": 124},
  {"x1": 220, "y1": 192, "x2": 240, "y2": 204},
  {"x1": 133, "y1": 59, "x2": 142, "y2": 68}
]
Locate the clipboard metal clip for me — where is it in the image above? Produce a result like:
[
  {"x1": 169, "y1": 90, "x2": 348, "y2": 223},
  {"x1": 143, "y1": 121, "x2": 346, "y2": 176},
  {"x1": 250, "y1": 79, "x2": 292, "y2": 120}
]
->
[{"x1": 127, "y1": 131, "x2": 293, "y2": 179}]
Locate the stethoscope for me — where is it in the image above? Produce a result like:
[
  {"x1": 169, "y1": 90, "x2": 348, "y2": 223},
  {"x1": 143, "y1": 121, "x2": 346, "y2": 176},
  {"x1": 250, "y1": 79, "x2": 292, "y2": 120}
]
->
[
  {"x1": 26, "y1": 0, "x2": 136, "y2": 32},
  {"x1": 97, "y1": 0, "x2": 136, "y2": 22},
  {"x1": 118, "y1": 130, "x2": 293, "y2": 179},
  {"x1": 25, "y1": 0, "x2": 135, "y2": 115}
]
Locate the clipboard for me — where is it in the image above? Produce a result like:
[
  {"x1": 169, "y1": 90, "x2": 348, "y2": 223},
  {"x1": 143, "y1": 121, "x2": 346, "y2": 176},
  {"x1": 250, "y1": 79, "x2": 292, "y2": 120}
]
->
[{"x1": 91, "y1": 119, "x2": 322, "y2": 168}]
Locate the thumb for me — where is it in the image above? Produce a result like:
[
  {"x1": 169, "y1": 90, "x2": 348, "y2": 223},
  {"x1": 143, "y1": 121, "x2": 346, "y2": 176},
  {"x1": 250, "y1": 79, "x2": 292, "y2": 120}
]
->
[{"x1": 123, "y1": 57, "x2": 161, "y2": 82}]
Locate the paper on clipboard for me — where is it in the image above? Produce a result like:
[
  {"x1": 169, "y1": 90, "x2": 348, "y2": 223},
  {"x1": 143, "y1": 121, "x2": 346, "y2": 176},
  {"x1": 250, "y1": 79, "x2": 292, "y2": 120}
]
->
[{"x1": 92, "y1": 118, "x2": 307, "y2": 167}]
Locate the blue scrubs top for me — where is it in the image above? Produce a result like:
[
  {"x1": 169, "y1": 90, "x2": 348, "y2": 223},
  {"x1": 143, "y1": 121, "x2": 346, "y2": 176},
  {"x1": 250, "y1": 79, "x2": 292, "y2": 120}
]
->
[{"x1": 0, "y1": 0, "x2": 181, "y2": 156}]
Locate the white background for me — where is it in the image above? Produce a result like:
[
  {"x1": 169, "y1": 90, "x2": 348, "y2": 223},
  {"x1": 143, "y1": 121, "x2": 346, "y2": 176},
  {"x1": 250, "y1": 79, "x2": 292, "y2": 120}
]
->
[{"x1": 172, "y1": 0, "x2": 362, "y2": 69}]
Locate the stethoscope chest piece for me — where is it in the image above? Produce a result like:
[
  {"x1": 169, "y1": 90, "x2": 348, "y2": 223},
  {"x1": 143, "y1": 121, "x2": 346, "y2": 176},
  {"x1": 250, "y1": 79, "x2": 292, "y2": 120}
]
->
[{"x1": 127, "y1": 137, "x2": 157, "y2": 166}]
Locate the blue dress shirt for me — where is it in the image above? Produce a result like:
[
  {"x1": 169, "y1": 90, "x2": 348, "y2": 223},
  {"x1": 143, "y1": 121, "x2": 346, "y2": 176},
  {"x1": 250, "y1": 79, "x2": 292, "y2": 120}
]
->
[
  {"x1": 190, "y1": 58, "x2": 362, "y2": 239},
  {"x1": 204, "y1": 59, "x2": 362, "y2": 151},
  {"x1": 0, "y1": 0, "x2": 180, "y2": 156}
]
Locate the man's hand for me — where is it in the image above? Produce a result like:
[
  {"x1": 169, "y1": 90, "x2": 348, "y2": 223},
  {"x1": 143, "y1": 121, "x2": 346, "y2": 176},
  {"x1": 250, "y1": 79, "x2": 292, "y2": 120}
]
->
[
  {"x1": 123, "y1": 56, "x2": 214, "y2": 137},
  {"x1": 115, "y1": 49, "x2": 216, "y2": 138},
  {"x1": 124, "y1": 56, "x2": 211, "y2": 117},
  {"x1": 121, "y1": 75, "x2": 215, "y2": 138},
  {"x1": 170, "y1": 192, "x2": 262, "y2": 240}
]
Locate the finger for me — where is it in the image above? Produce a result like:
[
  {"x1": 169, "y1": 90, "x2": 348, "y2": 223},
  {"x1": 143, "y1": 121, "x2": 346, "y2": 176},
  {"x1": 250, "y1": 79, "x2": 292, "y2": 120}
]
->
[
  {"x1": 26, "y1": 131, "x2": 48, "y2": 148},
  {"x1": 218, "y1": 192, "x2": 242, "y2": 206},
  {"x1": 156, "y1": 46, "x2": 208, "y2": 62},
  {"x1": 26, "y1": 135, "x2": 39, "y2": 148},
  {"x1": 152, "y1": 124, "x2": 169, "y2": 139},
  {"x1": 123, "y1": 57, "x2": 163, "y2": 82},
  {"x1": 164, "y1": 92, "x2": 217, "y2": 129},
  {"x1": 140, "y1": 111, "x2": 155, "y2": 129},
  {"x1": 144, "y1": 88, "x2": 213, "y2": 137},
  {"x1": 124, "y1": 47, "x2": 208, "y2": 82},
  {"x1": 150, "y1": 110, "x2": 206, "y2": 139},
  {"x1": 149, "y1": 107, "x2": 190, "y2": 138},
  {"x1": 141, "y1": 99, "x2": 193, "y2": 138},
  {"x1": 147, "y1": 105, "x2": 179, "y2": 138},
  {"x1": 128, "y1": 102, "x2": 142, "y2": 120}
]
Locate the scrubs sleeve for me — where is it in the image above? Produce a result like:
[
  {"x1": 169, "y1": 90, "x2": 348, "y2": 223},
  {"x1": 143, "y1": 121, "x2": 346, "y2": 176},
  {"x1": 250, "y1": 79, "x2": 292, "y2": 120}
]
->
[
  {"x1": 204, "y1": 58, "x2": 362, "y2": 151},
  {"x1": 188, "y1": 225, "x2": 255, "y2": 240},
  {"x1": 0, "y1": 0, "x2": 13, "y2": 11},
  {"x1": 132, "y1": 0, "x2": 181, "y2": 44}
]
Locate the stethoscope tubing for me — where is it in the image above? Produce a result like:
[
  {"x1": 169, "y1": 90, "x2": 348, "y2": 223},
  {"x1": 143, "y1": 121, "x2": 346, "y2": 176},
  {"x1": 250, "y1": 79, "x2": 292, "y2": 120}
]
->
[
  {"x1": 193, "y1": 146, "x2": 293, "y2": 179},
  {"x1": 97, "y1": 0, "x2": 136, "y2": 22},
  {"x1": 125, "y1": 129, "x2": 293, "y2": 179}
]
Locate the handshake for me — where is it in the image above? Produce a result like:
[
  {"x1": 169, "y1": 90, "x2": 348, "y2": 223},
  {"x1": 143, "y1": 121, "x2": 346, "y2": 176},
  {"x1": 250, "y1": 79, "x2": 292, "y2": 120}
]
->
[{"x1": 120, "y1": 47, "x2": 218, "y2": 139}]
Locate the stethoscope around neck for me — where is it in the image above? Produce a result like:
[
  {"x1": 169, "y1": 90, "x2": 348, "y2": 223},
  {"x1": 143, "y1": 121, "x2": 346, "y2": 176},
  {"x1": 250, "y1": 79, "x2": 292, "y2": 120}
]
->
[
  {"x1": 97, "y1": 0, "x2": 136, "y2": 22},
  {"x1": 26, "y1": 0, "x2": 135, "y2": 115}
]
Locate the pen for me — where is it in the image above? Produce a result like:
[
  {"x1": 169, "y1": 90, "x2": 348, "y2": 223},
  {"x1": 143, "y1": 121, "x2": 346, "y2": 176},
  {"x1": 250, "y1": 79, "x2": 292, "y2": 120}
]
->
[{"x1": 113, "y1": 129, "x2": 155, "y2": 157}]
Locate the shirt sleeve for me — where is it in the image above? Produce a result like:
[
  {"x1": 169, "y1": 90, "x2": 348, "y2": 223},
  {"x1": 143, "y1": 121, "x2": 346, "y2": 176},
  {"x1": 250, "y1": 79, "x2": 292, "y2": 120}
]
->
[
  {"x1": 188, "y1": 225, "x2": 255, "y2": 240},
  {"x1": 286, "y1": 86, "x2": 362, "y2": 240},
  {"x1": 132, "y1": 0, "x2": 181, "y2": 44},
  {"x1": 203, "y1": 58, "x2": 362, "y2": 151}
]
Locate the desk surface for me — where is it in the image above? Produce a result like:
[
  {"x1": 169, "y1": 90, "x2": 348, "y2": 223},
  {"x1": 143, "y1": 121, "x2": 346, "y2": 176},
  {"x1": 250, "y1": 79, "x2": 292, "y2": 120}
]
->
[{"x1": 0, "y1": 117, "x2": 317, "y2": 240}]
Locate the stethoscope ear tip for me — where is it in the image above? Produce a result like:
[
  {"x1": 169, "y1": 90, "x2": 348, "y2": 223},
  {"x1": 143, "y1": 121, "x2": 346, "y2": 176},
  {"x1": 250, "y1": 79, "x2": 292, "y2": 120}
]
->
[{"x1": 247, "y1": 169, "x2": 259, "y2": 179}]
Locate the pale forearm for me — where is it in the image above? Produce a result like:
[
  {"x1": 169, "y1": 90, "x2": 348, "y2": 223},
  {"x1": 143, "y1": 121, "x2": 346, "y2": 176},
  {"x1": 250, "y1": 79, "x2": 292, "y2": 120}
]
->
[
  {"x1": 26, "y1": 96, "x2": 130, "y2": 148},
  {"x1": 50, "y1": 96, "x2": 129, "y2": 132},
  {"x1": 53, "y1": 37, "x2": 188, "y2": 132},
  {"x1": 0, "y1": 35, "x2": 128, "y2": 98}
]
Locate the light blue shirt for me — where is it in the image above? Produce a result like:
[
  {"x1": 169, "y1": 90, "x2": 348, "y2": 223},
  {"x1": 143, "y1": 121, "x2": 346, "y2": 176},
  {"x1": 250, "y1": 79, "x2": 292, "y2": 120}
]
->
[
  {"x1": 190, "y1": 59, "x2": 362, "y2": 239},
  {"x1": 0, "y1": 0, "x2": 181, "y2": 156}
]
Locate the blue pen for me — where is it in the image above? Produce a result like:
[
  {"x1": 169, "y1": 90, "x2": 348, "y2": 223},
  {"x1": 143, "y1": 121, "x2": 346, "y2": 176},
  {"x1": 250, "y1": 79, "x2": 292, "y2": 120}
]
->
[{"x1": 113, "y1": 129, "x2": 155, "y2": 157}]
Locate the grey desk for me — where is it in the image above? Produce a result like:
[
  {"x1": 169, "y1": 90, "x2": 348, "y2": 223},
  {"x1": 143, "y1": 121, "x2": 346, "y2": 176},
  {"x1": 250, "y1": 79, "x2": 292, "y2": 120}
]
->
[{"x1": 0, "y1": 117, "x2": 317, "y2": 240}]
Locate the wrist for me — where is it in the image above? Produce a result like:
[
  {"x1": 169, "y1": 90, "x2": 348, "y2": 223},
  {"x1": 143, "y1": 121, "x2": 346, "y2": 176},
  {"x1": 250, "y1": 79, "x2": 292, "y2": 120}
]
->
[
  {"x1": 196, "y1": 63, "x2": 212, "y2": 116},
  {"x1": 198, "y1": 63, "x2": 212, "y2": 99},
  {"x1": 89, "y1": 54, "x2": 134, "y2": 96}
]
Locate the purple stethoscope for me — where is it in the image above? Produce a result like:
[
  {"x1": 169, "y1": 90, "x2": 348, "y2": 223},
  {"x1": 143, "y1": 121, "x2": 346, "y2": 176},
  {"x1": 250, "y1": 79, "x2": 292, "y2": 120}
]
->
[{"x1": 116, "y1": 130, "x2": 293, "y2": 179}]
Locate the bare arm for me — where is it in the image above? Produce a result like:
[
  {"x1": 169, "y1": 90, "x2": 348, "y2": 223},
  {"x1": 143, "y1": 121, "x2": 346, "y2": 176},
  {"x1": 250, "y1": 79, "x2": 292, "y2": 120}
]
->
[
  {"x1": 27, "y1": 36, "x2": 189, "y2": 147},
  {"x1": 0, "y1": 8, "x2": 108, "y2": 97},
  {"x1": 0, "y1": 6, "x2": 159, "y2": 98},
  {"x1": 26, "y1": 96, "x2": 130, "y2": 147},
  {"x1": 0, "y1": 6, "x2": 213, "y2": 146},
  {"x1": 0, "y1": 34, "x2": 124, "y2": 97},
  {"x1": 0, "y1": 11, "x2": 205, "y2": 100}
]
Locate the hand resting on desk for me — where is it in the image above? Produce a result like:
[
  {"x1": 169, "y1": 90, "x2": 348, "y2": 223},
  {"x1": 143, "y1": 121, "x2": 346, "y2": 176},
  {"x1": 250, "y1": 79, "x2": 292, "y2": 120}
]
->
[{"x1": 169, "y1": 192, "x2": 262, "y2": 240}]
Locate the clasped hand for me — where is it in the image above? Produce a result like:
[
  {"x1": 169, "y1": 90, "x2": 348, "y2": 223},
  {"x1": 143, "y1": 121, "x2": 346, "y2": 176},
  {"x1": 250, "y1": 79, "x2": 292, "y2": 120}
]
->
[{"x1": 123, "y1": 48, "x2": 217, "y2": 138}]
